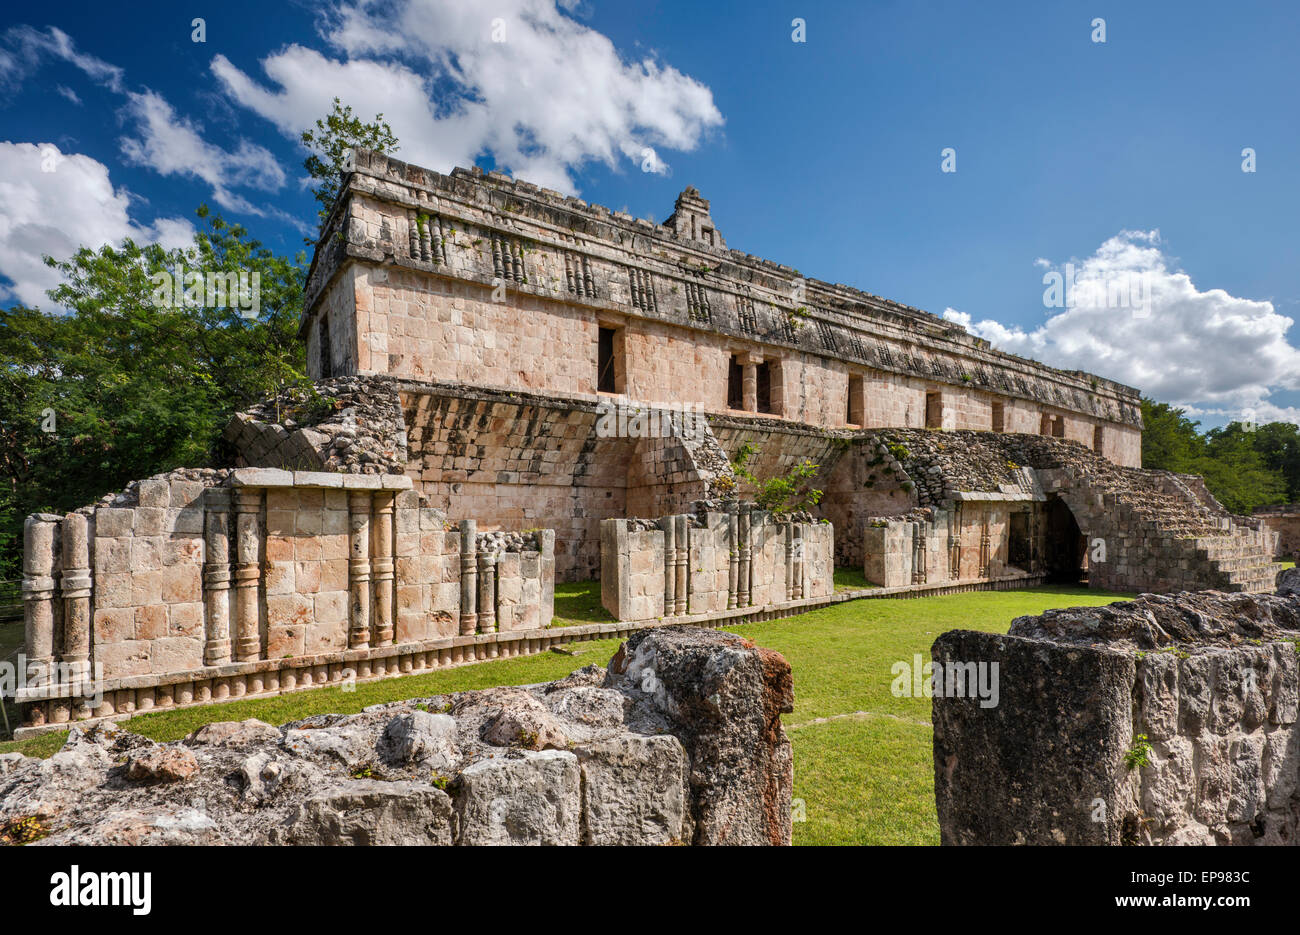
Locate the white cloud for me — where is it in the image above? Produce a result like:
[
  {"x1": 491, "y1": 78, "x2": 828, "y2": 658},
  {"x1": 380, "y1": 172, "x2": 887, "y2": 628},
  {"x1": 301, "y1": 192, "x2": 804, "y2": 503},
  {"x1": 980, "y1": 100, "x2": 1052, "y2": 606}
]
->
[
  {"x1": 212, "y1": 0, "x2": 723, "y2": 193},
  {"x1": 0, "y1": 25, "x2": 123, "y2": 91},
  {"x1": 118, "y1": 89, "x2": 288, "y2": 217},
  {"x1": 943, "y1": 230, "x2": 1300, "y2": 421},
  {"x1": 2, "y1": 25, "x2": 296, "y2": 227},
  {"x1": 0, "y1": 142, "x2": 192, "y2": 310}
]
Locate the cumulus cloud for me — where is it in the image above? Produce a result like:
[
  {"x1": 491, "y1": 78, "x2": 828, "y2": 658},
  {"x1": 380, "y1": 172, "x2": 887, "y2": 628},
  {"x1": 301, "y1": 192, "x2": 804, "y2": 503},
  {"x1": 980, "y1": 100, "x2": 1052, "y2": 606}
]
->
[
  {"x1": 0, "y1": 142, "x2": 192, "y2": 310},
  {"x1": 119, "y1": 90, "x2": 288, "y2": 217},
  {"x1": 2, "y1": 25, "x2": 295, "y2": 227},
  {"x1": 943, "y1": 230, "x2": 1300, "y2": 424},
  {"x1": 212, "y1": 0, "x2": 723, "y2": 193}
]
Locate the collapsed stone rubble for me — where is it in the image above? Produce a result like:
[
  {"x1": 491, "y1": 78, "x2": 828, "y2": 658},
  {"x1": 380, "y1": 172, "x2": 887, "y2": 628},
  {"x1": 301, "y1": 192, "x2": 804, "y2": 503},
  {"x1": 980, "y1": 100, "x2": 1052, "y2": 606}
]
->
[{"x1": 0, "y1": 627, "x2": 793, "y2": 846}]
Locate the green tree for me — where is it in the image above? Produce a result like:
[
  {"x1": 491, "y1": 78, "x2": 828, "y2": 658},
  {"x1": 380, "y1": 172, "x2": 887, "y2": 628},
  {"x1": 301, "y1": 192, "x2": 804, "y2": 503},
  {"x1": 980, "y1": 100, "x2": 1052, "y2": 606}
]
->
[
  {"x1": 1140, "y1": 399, "x2": 1203, "y2": 474},
  {"x1": 1249, "y1": 421, "x2": 1300, "y2": 502},
  {"x1": 0, "y1": 207, "x2": 306, "y2": 578},
  {"x1": 301, "y1": 98, "x2": 399, "y2": 235},
  {"x1": 1139, "y1": 398, "x2": 1295, "y2": 514},
  {"x1": 731, "y1": 442, "x2": 824, "y2": 513},
  {"x1": 1198, "y1": 423, "x2": 1286, "y2": 513}
]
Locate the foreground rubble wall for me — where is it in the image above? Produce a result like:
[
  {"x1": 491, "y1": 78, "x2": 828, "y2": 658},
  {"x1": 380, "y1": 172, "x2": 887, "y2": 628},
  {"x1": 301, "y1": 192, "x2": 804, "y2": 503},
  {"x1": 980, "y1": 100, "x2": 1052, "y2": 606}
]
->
[
  {"x1": 933, "y1": 577, "x2": 1300, "y2": 845},
  {"x1": 0, "y1": 627, "x2": 793, "y2": 846}
]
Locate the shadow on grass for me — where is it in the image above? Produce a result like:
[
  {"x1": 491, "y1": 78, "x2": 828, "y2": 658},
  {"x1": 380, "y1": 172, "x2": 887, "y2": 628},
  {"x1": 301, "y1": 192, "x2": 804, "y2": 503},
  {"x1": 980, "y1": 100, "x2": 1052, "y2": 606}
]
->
[
  {"x1": 552, "y1": 580, "x2": 616, "y2": 627},
  {"x1": 833, "y1": 567, "x2": 879, "y2": 591}
]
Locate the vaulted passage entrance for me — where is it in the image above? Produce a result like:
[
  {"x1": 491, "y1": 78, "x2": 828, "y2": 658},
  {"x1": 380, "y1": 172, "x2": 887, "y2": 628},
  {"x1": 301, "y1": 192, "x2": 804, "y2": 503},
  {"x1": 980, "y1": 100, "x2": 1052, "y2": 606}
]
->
[{"x1": 1041, "y1": 495, "x2": 1084, "y2": 584}]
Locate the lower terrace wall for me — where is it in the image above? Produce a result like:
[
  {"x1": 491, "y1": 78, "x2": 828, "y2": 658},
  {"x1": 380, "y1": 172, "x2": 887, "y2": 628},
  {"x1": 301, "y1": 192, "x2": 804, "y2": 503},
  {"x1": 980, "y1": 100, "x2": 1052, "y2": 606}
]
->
[
  {"x1": 933, "y1": 581, "x2": 1300, "y2": 845},
  {"x1": 1255, "y1": 505, "x2": 1300, "y2": 560},
  {"x1": 862, "y1": 498, "x2": 1046, "y2": 589},
  {"x1": 18, "y1": 468, "x2": 553, "y2": 733},
  {"x1": 600, "y1": 505, "x2": 832, "y2": 623}
]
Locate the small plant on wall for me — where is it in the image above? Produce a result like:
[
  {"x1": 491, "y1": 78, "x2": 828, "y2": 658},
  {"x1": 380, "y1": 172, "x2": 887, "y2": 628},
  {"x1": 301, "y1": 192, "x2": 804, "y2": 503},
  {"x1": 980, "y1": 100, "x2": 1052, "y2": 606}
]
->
[{"x1": 731, "y1": 442, "x2": 824, "y2": 513}]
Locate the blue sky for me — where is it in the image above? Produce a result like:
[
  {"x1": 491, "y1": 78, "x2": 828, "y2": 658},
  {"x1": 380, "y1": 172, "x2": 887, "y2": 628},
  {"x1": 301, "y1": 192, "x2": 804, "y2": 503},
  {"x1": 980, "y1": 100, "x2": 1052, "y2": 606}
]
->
[{"x1": 2, "y1": 0, "x2": 1298, "y2": 428}]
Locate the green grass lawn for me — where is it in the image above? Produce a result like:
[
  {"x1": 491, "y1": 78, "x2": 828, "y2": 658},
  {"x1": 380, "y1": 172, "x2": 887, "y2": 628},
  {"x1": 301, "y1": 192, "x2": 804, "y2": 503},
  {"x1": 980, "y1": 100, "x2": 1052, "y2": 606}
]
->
[
  {"x1": 832, "y1": 566, "x2": 877, "y2": 591},
  {"x1": 552, "y1": 579, "x2": 615, "y2": 627},
  {"x1": 0, "y1": 583, "x2": 1134, "y2": 844}
]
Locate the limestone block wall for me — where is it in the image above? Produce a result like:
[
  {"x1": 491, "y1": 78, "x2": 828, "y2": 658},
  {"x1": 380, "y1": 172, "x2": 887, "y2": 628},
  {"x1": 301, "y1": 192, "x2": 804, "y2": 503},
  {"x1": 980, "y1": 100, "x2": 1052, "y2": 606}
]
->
[
  {"x1": 821, "y1": 442, "x2": 916, "y2": 568},
  {"x1": 600, "y1": 506, "x2": 833, "y2": 623},
  {"x1": 1254, "y1": 507, "x2": 1300, "y2": 560},
  {"x1": 399, "y1": 381, "x2": 732, "y2": 582},
  {"x1": 305, "y1": 264, "x2": 360, "y2": 379},
  {"x1": 18, "y1": 468, "x2": 554, "y2": 733},
  {"x1": 624, "y1": 432, "x2": 715, "y2": 519},
  {"x1": 301, "y1": 149, "x2": 1144, "y2": 461},
  {"x1": 933, "y1": 587, "x2": 1300, "y2": 845},
  {"x1": 862, "y1": 503, "x2": 1025, "y2": 589}
]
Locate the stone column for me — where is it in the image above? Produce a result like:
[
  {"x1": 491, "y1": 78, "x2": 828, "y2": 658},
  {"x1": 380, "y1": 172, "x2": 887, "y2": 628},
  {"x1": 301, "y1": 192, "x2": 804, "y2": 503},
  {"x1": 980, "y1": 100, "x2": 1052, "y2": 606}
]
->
[
  {"x1": 784, "y1": 521, "x2": 795, "y2": 601},
  {"x1": 539, "y1": 529, "x2": 555, "y2": 627},
  {"x1": 674, "y1": 515, "x2": 689, "y2": 615},
  {"x1": 459, "y1": 520, "x2": 478, "y2": 636},
  {"x1": 659, "y1": 516, "x2": 677, "y2": 616},
  {"x1": 791, "y1": 523, "x2": 804, "y2": 600},
  {"x1": 348, "y1": 491, "x2": 372, "y2": 649},
  {"x1": 22, "y1": 514, "x2": 59, "y2": 686},
  {"x1": 203, "y1": 489, "x2": 233, "y2": 665},
  {"x1": 912, "y1": 522, "x2": 927, "y2": 585},
  {"x1": 738, "y1": 503, "x2": 753, "y2": 607},
  {"x1": 979, "y1": 512, "x2": 991, "y2": 578},
  {"x1": 59, "y1": 512, "x2": 92, "y2": 680},
  {"x1": 233, "y1": 488, "x2": 263, "y2": 662},
  {"x1": 948, "y1": 505, "x2": 962, "y2": 582},
  {"x1": 727, "y1": 504, "x2": 739, "y2": 610},
  {"x1": 371, "y1": 492, "x2": 395, "y2": 646},
  {"x1": 1028, "y1": 510, "x2": 1041, "y2": 575},
  {"x1": 477, "y1": 551, "x2": 497, "y2": 633},
  {"x1": 742, "y1": 359, "x2": 758, "y2": 413}
]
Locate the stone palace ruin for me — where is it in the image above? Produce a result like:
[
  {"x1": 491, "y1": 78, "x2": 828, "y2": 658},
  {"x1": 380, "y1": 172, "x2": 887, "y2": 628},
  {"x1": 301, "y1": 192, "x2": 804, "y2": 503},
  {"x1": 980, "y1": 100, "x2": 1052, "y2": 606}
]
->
[{"x1": 16, "y1": 147, "x2": 1281, "y2": 734}]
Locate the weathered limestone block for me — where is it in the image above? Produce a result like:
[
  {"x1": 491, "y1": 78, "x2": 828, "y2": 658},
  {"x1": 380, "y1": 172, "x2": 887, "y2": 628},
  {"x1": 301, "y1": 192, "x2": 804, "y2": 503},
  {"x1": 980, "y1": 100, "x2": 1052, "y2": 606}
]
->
[
  {"x1": 454, "y1": 750, "x2": 581, "y2": 846},
  {"x1": 126, "y1": 746, "x2": 199, "y2": 784},
  {"x1": 270, "y1": 781, "x2": 454, "y2": 846},
  {"x1": 934, "y1": 587, "x2": 1300, "y2": 846},
  {"x1": 932, "y1": 629, "x2": 1135, "y2": 845},
  {"x1": 606, "y1": 626, "x2": 794, "y2": 845},
  {"x1": 185, "y1": 719, "x2": 282, "y2": 748},
  {"x1": 577, "y1": 734, "x2": 690, "y2": 845},
  {"x1": 381, "y1": 710, "x2": 458, "y2": 769}
]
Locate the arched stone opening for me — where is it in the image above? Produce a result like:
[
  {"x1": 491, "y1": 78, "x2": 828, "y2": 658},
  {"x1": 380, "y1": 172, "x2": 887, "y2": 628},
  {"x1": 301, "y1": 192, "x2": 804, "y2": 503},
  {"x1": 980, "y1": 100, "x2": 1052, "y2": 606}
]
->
[{"x1": 1042, "y1": 494, "x2": 1085, "y2": 584}]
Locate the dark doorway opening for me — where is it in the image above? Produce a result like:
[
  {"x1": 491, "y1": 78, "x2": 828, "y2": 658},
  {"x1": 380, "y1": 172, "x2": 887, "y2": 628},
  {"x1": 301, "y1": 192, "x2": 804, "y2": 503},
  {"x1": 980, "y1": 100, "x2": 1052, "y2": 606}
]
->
[
  {"x1": 1042, "y1": 495, "x2": 1084, "y2": 584},
  {"x1": 597, "y1": 327, "x2": 617, "y2": 393},
  {"x1": 727, "y1": 355, "x2": 744, "y2": 410},
  {"x1": 756, "y1": 362, "x2": 773, "y2": 414},
  {"x1": 1007, "y1": 511, "x2": 1031, "y2": 571}
]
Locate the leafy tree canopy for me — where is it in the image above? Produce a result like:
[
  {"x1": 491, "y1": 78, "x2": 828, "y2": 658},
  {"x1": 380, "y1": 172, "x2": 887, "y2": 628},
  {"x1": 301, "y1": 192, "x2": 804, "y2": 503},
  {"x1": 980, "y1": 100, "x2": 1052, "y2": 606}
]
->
[
  {"x1": 1140, "y1": 398, "x2": 1296, "y2": 513},
  {"x1": 0, "y1": 206, "x2": 306, "y2": 578},
  {"x1": 301, "y1": 97, "x2": 399, "y2": 236}
]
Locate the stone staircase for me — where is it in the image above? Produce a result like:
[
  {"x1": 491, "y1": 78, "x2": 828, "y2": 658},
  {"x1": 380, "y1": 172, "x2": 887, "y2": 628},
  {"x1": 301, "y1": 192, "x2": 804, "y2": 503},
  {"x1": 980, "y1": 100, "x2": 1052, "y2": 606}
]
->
[
  {"x1": 862, "y1": 428, "x2": 1282, "y2": 595},
  {"x1": 1051, "y1": 454, "x2": 1282, "y2": 595}
]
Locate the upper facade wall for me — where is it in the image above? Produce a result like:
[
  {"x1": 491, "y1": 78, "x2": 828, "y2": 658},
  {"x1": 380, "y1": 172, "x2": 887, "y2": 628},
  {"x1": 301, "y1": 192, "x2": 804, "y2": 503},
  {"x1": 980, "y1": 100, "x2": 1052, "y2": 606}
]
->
[{"x1": 303, "y1": 149, "x2": 1143, "y2": 441}]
